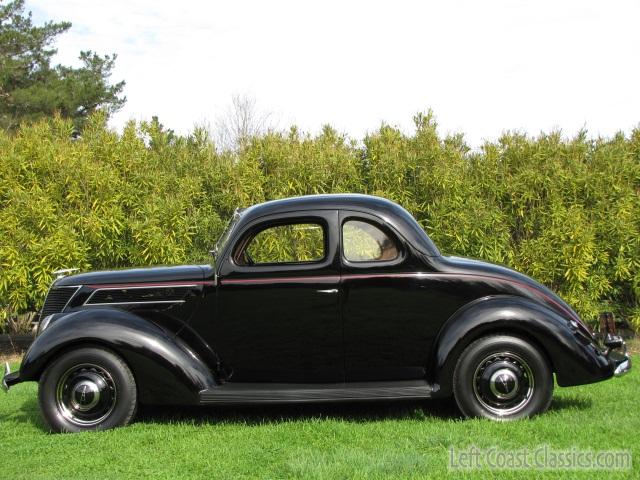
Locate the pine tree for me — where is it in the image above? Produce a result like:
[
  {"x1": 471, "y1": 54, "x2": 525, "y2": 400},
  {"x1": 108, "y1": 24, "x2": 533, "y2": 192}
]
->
[{"x1": 0, "y1": 0, "x2": 125, "y2": 130}]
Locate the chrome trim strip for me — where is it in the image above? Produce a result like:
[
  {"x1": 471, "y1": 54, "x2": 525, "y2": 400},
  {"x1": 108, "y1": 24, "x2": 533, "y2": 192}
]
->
[
  {"x1": 61, "y1": 286, "x2": 81, "y2": 312},
  {"x1": 84, "y1": 284, "x2": 197, "y2": 306},
  {"x1": 222, "y1": 276, "x2": 340, "y2": 286},
  {"x1": 84, "y1": 300, "x2": 186, "y2": 306},
  {"x1": 86, "y1": 281, "x2": 213, "y2": 289},
  {"x1": 87, "y1": 284, "x2": 198, "y2": 290}
]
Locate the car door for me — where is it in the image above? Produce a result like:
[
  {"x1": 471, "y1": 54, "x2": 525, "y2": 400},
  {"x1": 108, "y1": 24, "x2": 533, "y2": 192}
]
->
[
  {"x1": 214, "y1": 210, "x2": 343, "y2": 383},
  {"x1": 340, "y1": 210, "x2": 437, "y2": 382}
]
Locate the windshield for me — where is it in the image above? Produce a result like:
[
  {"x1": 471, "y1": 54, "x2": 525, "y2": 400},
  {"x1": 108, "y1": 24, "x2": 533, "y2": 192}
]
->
[{"x1": 213, "y1": 209, "x2": 243, "y2": 259}]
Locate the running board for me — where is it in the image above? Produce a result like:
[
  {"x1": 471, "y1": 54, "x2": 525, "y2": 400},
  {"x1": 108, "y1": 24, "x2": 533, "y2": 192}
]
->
[{"x1": 199, "y1": 380, "x2": 435, "y2": 405}]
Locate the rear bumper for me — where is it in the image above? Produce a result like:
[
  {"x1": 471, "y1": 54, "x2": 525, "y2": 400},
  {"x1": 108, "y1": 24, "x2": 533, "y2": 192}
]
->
[
  {"x1": 596, "y1": 313, "x2": 631, "y2": 377},
  {"x1": 609, "y1": 349, "x2": 631, "y2": 377},
  {"x1": 597, "y1": 330, "x2": 632, "y2": 377},
  {"x1": 2, "y1": 362, "x2": 21, "y2": 392}
]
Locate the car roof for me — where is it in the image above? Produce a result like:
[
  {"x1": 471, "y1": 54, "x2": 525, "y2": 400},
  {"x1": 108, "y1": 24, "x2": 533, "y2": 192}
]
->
[
  {"x1": 240, "y1": 194, "x2": 400, "y2": 219},
  {"x1": 236, "y1": 194, "x2": 440, "y2": 256}
]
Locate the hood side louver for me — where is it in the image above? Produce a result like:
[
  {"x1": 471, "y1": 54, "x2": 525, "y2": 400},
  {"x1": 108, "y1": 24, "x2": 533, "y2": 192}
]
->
[{"x1": 41, "y1": 287, "x2": 79, "y2": 317}]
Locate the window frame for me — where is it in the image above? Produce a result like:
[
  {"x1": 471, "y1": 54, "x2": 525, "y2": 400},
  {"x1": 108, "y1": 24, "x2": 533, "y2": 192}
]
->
[
  {"x1": 340, "y1": 213, "x2": 405, "y2": 268},
  {"x1": 232, "y1": 217, "x2": 329, "y2": 268}
]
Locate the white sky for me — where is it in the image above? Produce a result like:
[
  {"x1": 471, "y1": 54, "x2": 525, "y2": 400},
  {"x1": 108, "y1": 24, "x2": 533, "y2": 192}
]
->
[{"x1": 29, "y1": 0, "x2": 640, "y2": 146}]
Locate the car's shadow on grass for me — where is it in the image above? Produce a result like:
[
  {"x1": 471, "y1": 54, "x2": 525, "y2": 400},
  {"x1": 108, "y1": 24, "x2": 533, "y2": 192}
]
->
[
  {"x1": 136, "y1": 398, "x2": 464, "y2": 427},
  {"x1": 548, "y1": 395, "x2": 592, "y2": 412},
  {"x1": 136, "y1": 394, "x2": 593, "y2": 427},
  {"x1": 15, "y1": 397, "x2": 47, "y2": 430},
  {"x1": 16, "y1": 393, "x2": 593, "y2": 431},
  {"x1": 14, "y1": 397, "x2": 462, "y2": 432}
]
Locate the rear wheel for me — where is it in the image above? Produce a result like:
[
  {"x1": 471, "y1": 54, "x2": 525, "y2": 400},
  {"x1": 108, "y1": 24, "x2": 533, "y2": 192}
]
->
[
  {"x1": 39, "y1": 347, "x2": 137, "y2": 433},
  {"x1": 453, "y1": 334, "x2": 553, "y2": 420}
]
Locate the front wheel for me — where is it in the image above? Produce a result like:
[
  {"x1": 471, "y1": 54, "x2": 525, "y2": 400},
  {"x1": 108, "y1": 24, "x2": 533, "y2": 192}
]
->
[
  {"x1": 39, "y1": 347, "x2": 137, "y2": 433},
  {"x1": 453, "y1": 334, "x2": 553, "y2": 420}
]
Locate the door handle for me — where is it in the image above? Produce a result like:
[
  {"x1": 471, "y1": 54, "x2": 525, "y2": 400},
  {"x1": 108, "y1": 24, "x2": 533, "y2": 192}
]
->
[{"x1": 317, "y1": 289, "x2": 338, "y2": 294}]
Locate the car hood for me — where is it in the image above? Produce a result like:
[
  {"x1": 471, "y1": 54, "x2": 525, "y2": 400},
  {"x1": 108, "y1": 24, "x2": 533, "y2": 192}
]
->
[{"x1": 55, "y1": 265, "x2": 208, "y2": 287}]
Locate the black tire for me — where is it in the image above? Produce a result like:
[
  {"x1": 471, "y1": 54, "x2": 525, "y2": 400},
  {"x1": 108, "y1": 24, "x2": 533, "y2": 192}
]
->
[
  {"x1": 38, "y1": 346, "x2": 137, "y2": 433},
  {"x1": 453, "y1": 334, "x2": 553, "y2": 420}
]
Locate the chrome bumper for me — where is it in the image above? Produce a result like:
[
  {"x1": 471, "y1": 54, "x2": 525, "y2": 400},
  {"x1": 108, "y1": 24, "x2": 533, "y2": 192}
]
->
[
  {"x1": 2, "y1": 362, "x2": 9, "y2": 392},
  {"x1": 2, "y1": 362, "x2": 20, "y2": 392},
  {"x1": 605, "y1": 342, "x2": 632, "y2": 378},
  {"x1": 614, "y1": 357, "x2": 631, "y2": 377},
  {"x1": 595, "y1": 312, "x2": 632, "y2": 377}
]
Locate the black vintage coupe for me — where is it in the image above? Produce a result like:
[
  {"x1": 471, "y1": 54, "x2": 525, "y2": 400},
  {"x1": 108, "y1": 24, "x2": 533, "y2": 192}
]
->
[{"x1": 2, "y1": 194, "x2": 631, "y2": 432}]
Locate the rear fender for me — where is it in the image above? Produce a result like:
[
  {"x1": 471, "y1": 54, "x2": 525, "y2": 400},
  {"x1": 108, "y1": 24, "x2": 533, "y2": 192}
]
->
[
  {"x1": 19, "y1": 309, "x2": 217, "y2": 405},
  {"x1": 429, "y1": 296, "x2": 611, "y2": 395}
]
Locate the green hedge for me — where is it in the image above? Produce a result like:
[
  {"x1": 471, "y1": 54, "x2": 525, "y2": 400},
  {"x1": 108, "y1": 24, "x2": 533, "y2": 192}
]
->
[{"x1": 1, "y1": 112, "x2": 639, "y2": 331}]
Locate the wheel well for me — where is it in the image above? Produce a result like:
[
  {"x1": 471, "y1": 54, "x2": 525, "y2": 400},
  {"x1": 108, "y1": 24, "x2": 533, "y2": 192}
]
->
[
  {"x1": 34, "y1": 340, "x2": 134, "y2": 382},
  {"x1": 433, "y1": 325, "x2": 557, "y2": 395},
  {"x1": 456, "y1": 327, "x2": 555, "y2": 372}
]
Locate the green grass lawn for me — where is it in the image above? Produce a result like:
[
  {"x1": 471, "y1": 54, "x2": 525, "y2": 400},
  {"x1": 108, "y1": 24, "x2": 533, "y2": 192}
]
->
[{"x1": 1, "y1": 358, "x2": 638, "y2": 479}]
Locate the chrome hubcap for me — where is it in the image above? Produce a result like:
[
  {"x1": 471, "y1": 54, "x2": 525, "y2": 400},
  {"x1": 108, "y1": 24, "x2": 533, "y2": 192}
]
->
[
  {"x1": 472, "y1": 352, "x2": 534, "y2": 416},
  {"x1": 70, "y1": 379, "x2": 101, "y2": 411},
  {"x1": 55, "y1": 364, "x2": 117, "y2": 426},
  {"x1": 489, "y1": 368, "x2": 519, "y2": 400}
]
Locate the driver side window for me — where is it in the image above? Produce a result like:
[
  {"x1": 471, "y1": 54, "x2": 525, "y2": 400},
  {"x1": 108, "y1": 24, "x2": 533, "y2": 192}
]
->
[{"x1": 239, "y1": 222, "x2": 325, "y2": 265}]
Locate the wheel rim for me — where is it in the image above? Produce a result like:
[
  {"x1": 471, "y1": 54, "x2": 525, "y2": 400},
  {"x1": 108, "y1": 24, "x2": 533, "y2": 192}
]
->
[
  {"x1": 472, "y1": 351, "x2": 534, "y2": 416},
  {"x1": 55, "y1": 363, "x2": 117, "y2": 427}
]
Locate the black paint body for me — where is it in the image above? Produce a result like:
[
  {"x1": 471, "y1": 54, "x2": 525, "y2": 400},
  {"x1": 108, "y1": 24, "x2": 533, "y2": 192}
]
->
[{"x1": 11, "y1": 194, "x2": 622, "y2": 403}]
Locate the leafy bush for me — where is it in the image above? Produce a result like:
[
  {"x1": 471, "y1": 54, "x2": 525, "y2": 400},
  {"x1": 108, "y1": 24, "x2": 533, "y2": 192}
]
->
[{"x1": 1, "y1": 113, "x2": 638, "y2": 332}]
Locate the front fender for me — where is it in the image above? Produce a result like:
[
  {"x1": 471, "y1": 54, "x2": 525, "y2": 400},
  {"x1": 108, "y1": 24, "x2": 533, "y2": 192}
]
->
[
  {"x1": 19, "y1": 309, "x2": 217, "y2": 405},
  {"x1": 429, "y1": 296, "x2": 612, "y2": 395}
]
